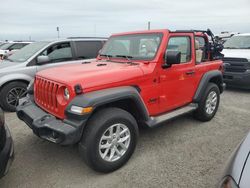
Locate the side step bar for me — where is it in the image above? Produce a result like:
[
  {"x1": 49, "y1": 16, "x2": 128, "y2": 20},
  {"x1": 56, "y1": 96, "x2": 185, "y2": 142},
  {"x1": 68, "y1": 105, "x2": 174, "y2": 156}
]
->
[{"x1": 146, "y1": 103, "x2": 198, "y2": 128}]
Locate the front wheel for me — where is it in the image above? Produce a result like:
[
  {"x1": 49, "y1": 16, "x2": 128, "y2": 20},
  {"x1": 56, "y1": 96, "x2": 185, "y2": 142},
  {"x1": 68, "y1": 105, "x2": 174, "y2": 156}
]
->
[
  {"x1": 194, "y1": 83, "x2": 220, "y2": 122},
  {"x1": 79, "y1": 107, "x2": 139, "y2": 173},
  {"x1": 0, "y1": 81, "x2": 28, "y2": 112}
]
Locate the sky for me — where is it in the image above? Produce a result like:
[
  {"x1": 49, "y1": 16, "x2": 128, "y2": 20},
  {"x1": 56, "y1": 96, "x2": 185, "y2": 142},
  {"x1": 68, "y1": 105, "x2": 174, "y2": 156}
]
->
[{"x1": 0, "y1": 0, "x2": 250, "y2": 41}]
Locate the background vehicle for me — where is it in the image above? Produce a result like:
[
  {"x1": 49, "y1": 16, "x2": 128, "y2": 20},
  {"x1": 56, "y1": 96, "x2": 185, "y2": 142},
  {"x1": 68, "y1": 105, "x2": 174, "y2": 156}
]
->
[
  {"x1": 215, "y1": 31, "x2": 239, "y2": 44},
  {"x1": 0, "y1": 108, "x2": 14, "y2": 178},
  {"x1": 0, "y1": 42, "x2": 7, "y2": 47},
  {"x1": 220, "y1": 131, "x2": 250, "y2": 188},
  {"x1": 222, "y1": 33, "x2": 250, "y2": 89},
  {"x1": 0, "y1": 37, "x2": 107, "y2": 111},
  {"x1": 17, "y1": 29, "x2": 225, "y2": 173},
  {"x1": 0, "y1": 41, "x2": 32, "y2": 60}
]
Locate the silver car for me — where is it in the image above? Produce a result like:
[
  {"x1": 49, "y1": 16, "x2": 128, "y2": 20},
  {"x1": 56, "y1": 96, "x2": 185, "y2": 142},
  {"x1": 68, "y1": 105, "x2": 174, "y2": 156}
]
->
[
  {"x1": 0, "y1": 37, "x2": 107, "y2": 111},
  {"x1": 220, "y1": 131, "x2": 250, "y2": 188}
]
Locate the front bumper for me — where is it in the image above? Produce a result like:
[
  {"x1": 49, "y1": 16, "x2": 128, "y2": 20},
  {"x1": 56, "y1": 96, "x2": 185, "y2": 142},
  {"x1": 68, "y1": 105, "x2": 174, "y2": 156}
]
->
[
  {"x1": 16, "y1": 96, "x2": 87, "y2": 145},
  {"x1": 223, "y1": 71, "x2": 250, "y2": 89},
  {"x1": 0, "y1": 124, "x2": 14, "y2": 178}
]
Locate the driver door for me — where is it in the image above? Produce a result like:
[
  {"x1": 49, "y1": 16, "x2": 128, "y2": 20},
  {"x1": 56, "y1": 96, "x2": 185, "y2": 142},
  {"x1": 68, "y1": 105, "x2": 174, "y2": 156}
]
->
[{"x1": 159, "y1": 33, "x2": 197, "y2": 113}]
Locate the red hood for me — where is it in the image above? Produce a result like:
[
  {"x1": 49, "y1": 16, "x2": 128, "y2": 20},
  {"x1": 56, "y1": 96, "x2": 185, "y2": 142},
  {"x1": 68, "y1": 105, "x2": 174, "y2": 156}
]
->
[{"x1": 36, "y1": 61, "x2": 145, "y2": 92}]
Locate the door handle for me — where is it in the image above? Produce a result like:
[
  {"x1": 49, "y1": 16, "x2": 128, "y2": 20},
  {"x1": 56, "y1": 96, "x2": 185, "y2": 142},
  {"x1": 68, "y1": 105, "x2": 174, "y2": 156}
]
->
[{"x1": 186, "y1": 70, "x2": 195, "y2": 75}]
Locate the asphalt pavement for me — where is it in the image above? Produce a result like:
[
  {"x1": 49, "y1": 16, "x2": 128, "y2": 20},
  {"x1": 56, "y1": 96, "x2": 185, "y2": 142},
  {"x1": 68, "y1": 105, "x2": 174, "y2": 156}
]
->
[{"x1": 0, "y1": 88, "x2": 250, "y2": 188}]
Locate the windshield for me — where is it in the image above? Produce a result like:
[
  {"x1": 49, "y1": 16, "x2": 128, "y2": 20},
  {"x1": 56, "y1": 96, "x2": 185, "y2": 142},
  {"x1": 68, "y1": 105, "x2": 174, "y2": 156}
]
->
[
  {"x1": 100, "y1": 33, "x2": 162, "y2": 60},
  {"x1": 224, "y1": 36, "x2": 250, "y2": 49},
  {"x1": 7, "y1": 41, "x2": 50, "y2": 62},
  {"x1": 0, "y1": 43, "x2": 7, "y2": 48},
  {"x1": 0, "y1": 43, "x2": 13, "y2": 50}
]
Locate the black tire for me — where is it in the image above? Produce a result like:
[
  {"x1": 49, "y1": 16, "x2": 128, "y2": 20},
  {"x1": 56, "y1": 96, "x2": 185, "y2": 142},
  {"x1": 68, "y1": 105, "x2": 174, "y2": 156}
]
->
[
  {"x1": 0, "y1": 81, "x2": 28, "y2": 112},
  {"x1": 193, "y1": 83, "x2": 220, "y2": 122},
  {"x1": 79, "y1": 107, "x2": 139, "y2": 173}
]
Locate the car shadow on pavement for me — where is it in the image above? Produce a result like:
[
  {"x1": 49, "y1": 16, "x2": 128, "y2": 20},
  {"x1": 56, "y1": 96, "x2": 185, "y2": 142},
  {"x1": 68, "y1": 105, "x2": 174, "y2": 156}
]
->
[{"x1": 225, "y1": 87, "x2": 250, "y2": 94}]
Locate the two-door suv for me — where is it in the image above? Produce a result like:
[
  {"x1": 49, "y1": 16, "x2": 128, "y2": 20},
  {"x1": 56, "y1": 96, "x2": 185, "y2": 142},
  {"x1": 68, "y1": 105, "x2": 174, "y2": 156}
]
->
[{"x1": 17, "y1": 29, "x2": 225, "y2": 172}]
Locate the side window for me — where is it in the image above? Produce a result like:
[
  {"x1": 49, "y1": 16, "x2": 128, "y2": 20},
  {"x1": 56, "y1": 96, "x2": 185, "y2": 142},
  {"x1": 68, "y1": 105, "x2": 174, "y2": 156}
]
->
[
  {"x1": 195, "y1": 36, "x2": 207, "y2": 62},
  {"x1": 166, "y1": 37, "x2": 191, "y2": 63},
  {"x1": 41, "y1": 42, "x2": 72, "y2": 62},
  {"x1": 75, "y1": 41, "x2": 105, "y2": 59}
]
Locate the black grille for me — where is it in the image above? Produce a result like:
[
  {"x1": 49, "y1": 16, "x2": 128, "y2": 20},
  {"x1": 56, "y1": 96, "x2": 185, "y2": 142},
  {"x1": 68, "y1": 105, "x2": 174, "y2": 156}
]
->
[
  {"x1": 225, "y1": 67, "x2": 246, "y2": 73},
  {"x1": 223, "y1": 57, "x2": 249, "y2": 73},
  {"x1": 223, "y1": 57, "x2": 248, "y2": 62}
]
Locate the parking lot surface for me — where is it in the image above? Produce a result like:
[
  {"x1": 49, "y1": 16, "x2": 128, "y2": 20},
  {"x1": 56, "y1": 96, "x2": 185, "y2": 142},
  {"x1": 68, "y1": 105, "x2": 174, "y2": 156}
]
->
[{"x1": 0, "y1": 88, "x2": 250, "y2": 188}]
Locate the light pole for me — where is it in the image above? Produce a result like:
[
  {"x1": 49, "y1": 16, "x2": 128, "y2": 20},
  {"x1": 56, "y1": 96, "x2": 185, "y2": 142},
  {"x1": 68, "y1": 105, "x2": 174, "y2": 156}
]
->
[
  {"x1": 148, "y1": 21, "x2": 151, "y2": 30},
  {"x1": 56, "y1": 27, "x2": 60, "y2": 38}
]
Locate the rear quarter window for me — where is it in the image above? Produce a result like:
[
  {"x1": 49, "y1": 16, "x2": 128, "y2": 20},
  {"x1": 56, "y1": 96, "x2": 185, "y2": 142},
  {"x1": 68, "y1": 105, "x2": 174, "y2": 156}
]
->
[
  {"x1": 74, "y1": 41, "x2": 105, "y2": 59},
  {"x1": 195, "y1": 37, "x2": 205, "y2": 48}
]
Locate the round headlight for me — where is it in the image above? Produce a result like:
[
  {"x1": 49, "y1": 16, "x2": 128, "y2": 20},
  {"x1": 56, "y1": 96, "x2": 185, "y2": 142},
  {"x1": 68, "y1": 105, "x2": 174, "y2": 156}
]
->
[{"x1": 64, "y1": 88, "x2": 70, "y2": 100}]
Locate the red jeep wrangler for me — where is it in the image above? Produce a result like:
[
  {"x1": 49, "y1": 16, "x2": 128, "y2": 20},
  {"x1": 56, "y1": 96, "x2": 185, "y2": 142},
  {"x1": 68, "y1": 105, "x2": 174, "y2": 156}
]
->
[{"x1": 17, "y1": 29, "x2": 225, "y2": 172}]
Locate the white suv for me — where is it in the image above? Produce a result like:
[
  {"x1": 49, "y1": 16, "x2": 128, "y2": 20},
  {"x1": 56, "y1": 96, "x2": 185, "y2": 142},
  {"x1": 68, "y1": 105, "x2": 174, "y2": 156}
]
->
[{"x1": 222, "y1": 33, "x2": 250, "y2": 89}]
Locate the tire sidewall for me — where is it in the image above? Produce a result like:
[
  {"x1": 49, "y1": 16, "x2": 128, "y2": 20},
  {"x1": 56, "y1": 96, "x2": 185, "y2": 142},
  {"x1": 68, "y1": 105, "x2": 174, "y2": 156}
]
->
[
  {"x1": 82, "y1": 109, "x2": 138, "y2": 172},
  {"x1": 201, "y1": 84, "x2": 220, "y2": 120},
  {"x1": 96, "y1": 118, "x2": 136, "y2": 169},
  {"x1": 0, "y1": 82, "x2": 27, "y2": 112}
]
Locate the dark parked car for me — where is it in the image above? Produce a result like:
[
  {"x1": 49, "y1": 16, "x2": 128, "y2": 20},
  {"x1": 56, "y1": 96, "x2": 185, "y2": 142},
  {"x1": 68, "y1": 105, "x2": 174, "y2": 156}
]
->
[
  {"x1": 0, "y1": 108, "x2": 14, "y2": 178},
  {"x1": 220, "y1": 131, "x2": 250, "y2": 188}
]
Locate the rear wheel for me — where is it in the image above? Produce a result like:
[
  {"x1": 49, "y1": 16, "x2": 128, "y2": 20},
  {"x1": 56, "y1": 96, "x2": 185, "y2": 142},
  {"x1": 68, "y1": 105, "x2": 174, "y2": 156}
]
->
[
  {"x1": 194, "y1": 83, "x2": 220, "y2": 122},
  {"x1": 0, "y1": 82, "x2": 28, "y2": 112},
  {"x1": 79, "y1": 107, "x2": 139, "y2": 173}
]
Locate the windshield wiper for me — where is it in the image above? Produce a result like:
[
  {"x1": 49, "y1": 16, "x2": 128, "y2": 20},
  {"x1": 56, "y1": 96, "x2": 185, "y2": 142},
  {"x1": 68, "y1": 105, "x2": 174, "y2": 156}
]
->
[
  {"x1": 99, "y1": 54, "x2": 113, "y2": 60},
  {"x1": 115, "y1": 55, "x2": 133, "y2": 62}
]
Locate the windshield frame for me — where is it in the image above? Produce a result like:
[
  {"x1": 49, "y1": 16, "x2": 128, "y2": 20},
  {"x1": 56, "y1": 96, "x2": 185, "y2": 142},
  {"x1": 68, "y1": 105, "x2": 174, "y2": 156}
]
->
[
  {"x1": 100, "y1": 33, "x2": 163, "y2": 61},
  {"x1": 224, "y1": 35, "x2": 250, "y2": 49}
]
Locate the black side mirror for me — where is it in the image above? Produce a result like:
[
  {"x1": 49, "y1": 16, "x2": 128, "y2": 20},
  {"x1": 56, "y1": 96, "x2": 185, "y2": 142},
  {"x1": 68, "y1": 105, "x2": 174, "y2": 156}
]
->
[
  {"x1": 162, "y1": 51, "x2": 181, "y2": 68},
  {"x1": 37, "y1": 55, "x2": 50, "y2": 65}
]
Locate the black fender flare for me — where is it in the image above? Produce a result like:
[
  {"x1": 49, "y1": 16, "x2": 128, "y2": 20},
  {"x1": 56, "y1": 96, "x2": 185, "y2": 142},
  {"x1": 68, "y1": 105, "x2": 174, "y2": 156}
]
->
[
  {"x1": 193, "y1": 70, "x2": 224, "y2": 103},
  {"x1": 65, "y1": 86, "x2": 150, "y2": 121}
]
